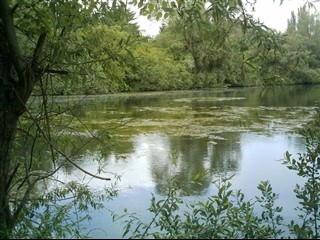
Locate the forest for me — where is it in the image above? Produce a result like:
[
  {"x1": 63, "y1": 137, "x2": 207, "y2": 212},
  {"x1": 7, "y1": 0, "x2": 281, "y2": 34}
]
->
[
  {"x1": 45, "y1": 1, "x2": 320, "y2": 94},
  {"x1": 1, "y1": 0, "x2": 320, "y2": 239}
]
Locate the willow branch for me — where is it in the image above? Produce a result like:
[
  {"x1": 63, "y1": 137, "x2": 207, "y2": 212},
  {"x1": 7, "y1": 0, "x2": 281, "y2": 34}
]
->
[{"x1": 12, "y1": 86, "x2": 111, "y2": 181}]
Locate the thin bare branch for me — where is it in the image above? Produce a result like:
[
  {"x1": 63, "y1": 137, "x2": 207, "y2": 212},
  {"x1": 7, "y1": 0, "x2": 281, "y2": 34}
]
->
[{"x1": 12, "y1": 86, "x2": 112, "y2": 182}]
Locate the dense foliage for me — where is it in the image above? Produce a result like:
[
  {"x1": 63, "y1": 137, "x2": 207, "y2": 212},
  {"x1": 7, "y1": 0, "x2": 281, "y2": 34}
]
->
[{"x1": 46, "y1": 1, "x2": 320, "y2": 94}]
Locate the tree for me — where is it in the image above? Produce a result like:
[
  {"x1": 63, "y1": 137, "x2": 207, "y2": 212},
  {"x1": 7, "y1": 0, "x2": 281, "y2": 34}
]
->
[
  {"x1": 153, "y1": 0, "x2": 287, "y2": 87},
  {"x1": 0, "y1": 0, "x2": 46, "y2": 235},
  {"x1": 282, "y1": 5, "x2": 320, "y2": 84},
  {"x1": 128, "y1": 41, "x2": 193, "y2": 91},
  {"x1": 0, "y1": 0, "x2": 117, "y2": 237}
]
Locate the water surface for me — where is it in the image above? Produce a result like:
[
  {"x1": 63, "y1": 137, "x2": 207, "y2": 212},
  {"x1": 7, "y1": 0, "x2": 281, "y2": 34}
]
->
[{"x1": 51, "y1": 85, "x2": 320, "y2": 238}]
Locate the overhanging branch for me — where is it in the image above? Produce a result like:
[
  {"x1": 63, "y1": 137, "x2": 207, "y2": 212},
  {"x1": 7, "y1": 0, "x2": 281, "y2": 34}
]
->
[
  {"x1": 32, "y1": 33, "x2": 47, "y2": 69},
  {"x1": 11, "y1": 88, "x2": 111, "y2": 181},
  {"x1": 43, "y1": 68, "x2": 69, "y2": 75},
  {"x1": 10, "y1": 4, "x2": 19, "y2": 15}
]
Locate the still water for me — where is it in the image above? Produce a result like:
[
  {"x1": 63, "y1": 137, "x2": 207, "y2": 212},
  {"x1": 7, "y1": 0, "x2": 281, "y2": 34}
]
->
[{"x1": 51, "y1": 85, "x2": 319, "y2": 238}]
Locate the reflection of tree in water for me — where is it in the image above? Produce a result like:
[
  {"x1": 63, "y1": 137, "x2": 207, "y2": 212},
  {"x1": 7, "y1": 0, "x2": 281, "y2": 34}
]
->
[
  {"x1": 149, "y1": 135, "x2": 209, "y2": 196},
  {"x1": 149, "y1": 133, "x2": 241, "y2": 196},
  {"x1": 207, "y1": 133, "x2": 241, "y2": 175}
]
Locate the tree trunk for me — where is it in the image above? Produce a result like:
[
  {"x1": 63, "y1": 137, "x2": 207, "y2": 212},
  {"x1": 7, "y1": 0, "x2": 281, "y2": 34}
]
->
[
  {"x1": 0, "y1": 1, "x2": 39, "y2": 237},
  {"x1": 0, "y1": 42, "x2": 38, "y2": 240},
  {"x1": 0, "y1": 49, "x2": 37, "y2": 240},
  {"x1": 0, "y1": 90, "x2": 19, "y2": 238},
  {"x1": 0, "y1": 27, "x2": 24, "y2": 238}
]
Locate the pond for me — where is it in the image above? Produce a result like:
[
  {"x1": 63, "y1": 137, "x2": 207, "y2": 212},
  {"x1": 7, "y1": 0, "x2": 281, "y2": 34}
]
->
[{"x1": 48, "y1": 85, "x2": 320, "y2": 238}]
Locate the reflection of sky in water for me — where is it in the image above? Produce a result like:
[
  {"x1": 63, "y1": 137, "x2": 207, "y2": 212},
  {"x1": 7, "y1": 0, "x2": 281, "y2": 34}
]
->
[
  {"x1": 55, "y1": 132, "x2": 306, "y2": 196},
  {"x1": 230, "y1": 134, "x2": 305, "y2": 220},
  {"x1": 55, "y1": 131, "x2": 307, "y2": 239}
]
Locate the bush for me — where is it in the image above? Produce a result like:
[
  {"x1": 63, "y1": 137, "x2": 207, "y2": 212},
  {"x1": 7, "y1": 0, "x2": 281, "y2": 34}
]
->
[{"x1": 127, "y1": 43, "x2": 193, "y2": 91}]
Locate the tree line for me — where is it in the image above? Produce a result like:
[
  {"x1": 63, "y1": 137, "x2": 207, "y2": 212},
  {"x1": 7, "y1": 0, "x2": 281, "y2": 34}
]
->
[{"x1": 45, "y1": 1, "x2": 320, "y2": 95}]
